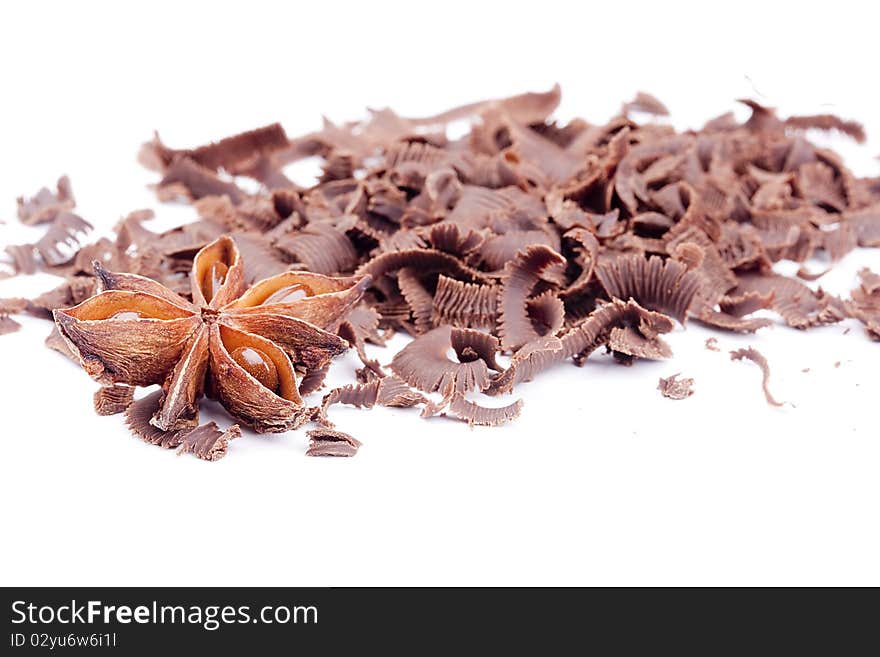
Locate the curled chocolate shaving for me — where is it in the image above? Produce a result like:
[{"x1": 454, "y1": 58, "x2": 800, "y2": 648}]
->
[
  {"x1": 622, "y1": 91, "x2": 670, "y2": 117},
  {"x1": 359, "y1": 248, "x2": 491, "y2": 285},
  {"x1": 657, "y1": 374, "x2": 694, "y2": 400},
  {"x1": 124, "y1": 389, "x2": 241, "y2": 460},
  {"x1": 390, "y1": 325, "x2": 500, "y2": 395},
  {"x1": 275, "y1": 223, "x2": 358, "y2": 275},
  {"x1": 526, "y1": 290, "x2": 565, "y2": 337},
  {"x1": 431, "y1": 276, "x2": 498, "y2": 329},
  {"x1": 485, "y1": 336, "x2": 563, "y2": 396},
  {"x1": 719, "y1": 290, "x2": 775, "y2": 317},
  {"x1": 157, "y1": 157, "x2": 245, "y2": 204},
  {"x1": 562, "y1": 298, "x2": 674, "y2": 363},
  {"x1": 17, "y1": 176, "x2": 75, "y2": 225},
  {"x1": 0, "y1": 297, "x2": 27, "y2": 316},
  {"x1": 734, "y1": 273, "x2": 844, "y2": 329},
  {"x1": 145, "y1": 124, "x2": 289, "y2": 172},
  {"x1": 93, "y1": 385, "x2": 135, "y2": 416},
  {"x1": 320, "y1": 374, "x2": 427, "y2": 422},
  {"x1": 0, "y1": 298, "x2": 25, "y2": 336},
  {"x1": 446, "y1": 395, "x2": 523, "y2": 427},
  {"x1": 35, "y1": 212, "x2": 93, "y2": 267},
  {"x1": 560, "y1": 228, "x2": 599, "y2": 298},
  {"x1": 847, "y1": 268, "x2": 880, "y2": 340},
  {"x1": 337, "y1": 305, "x2": 386, "y2": 376},
  {"x1": 176, "y1": 423, "x2": 241, "y2": 462},
  {"x1": 397, "y1": 267, "x2": 435, "y2": 334},
  {"x1": 730, "y1": 347, "x2": 784, "y2": 407},
  {"x1": 844, "y1": 204, "x2": 880, "y2": 247},
  {"x1": 796, "y1": 266, "x2": 830, "y2": 282},
  {"x1": 595, "y1": 254, "x2": 701, "y2": 323},
  {"x1": 695, "y1": 310, "x2": 774, "y2": 333},
  {"x1": 125, "y1": 390, "x2": 186, "y2": 448},
  {"x1": 306, "y1": 428, "x2": 362, "y2": 457},
  {"x1": 821, "y1": 224, "x2": 857, "y2": 263},
  {"x1": 298, "y1": 364, "x2": 330, "y2": 397},
  {"x1": 499, "y1": 245, "x2": 566, "y2": 350},
  {"x1": 1, "y1": 244, "x2": 38, "y2": 278},
  {"x1": 784, "y1": 114, "x2": 866, "y2": 144},
  {"x1": 230, "y1": 232, "x2": 293, "y2": 283}
]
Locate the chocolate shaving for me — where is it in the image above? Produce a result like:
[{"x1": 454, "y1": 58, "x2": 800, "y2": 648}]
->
[
  {"x1": 176, "y1": 423, "x2": 241, "y2": 462},
  {"x1": 124, "y1": 391, "x2": 187, "y2": 448},
  {"x1": 306, "y1": 428, "x2": 362, "y2": 457},
  {"x1": 157, "y1": 157, "x2": 245, "y2": 204},
  {"x1": 562, "y1": 298, "x2": 674, "y2": 363},
  {"x1": 622, "y1": 91, "x2": 670, "y2": 117},
  {"x1": 45, "y1": 326, "x2": 78, "y2": 361},
  {"x1": 432, "y1": 275, "x2": 498, "y2": 329},
  {"x1": 124, "y1": 390, "x2": 240, "y2": 460},
  {"x1": 485, "y1": 336, "x2": 563, "y2": 395},
  {"x1": 445, "y1": 395, "x2": 524, "y2": 427},
  {"x1": 847, "y1": 268, "x2": 880, "y2": 340},
  {"x1": 499, "y1": 245, "x2": 566, "y2": 350},
  {"x1": 320, "y1": 374, "x2": 427, "y2": 421},
  {"x1": 734, "y1": 273, "x2": 844, "y2": 329},
  {"x1": 0, "y1": 297, "x2": 26, "y2": 334},
  {"x1": 657, "y1": 374, "x2": 694, "y2": 400},
  {"x1": 844, "y1": 204, "x2": 880, "y2": 247},
  {"x1": 730, "y1": 347, "x2": 784, "y2": 407},
  {"x1": 796, "y1": 266, "x2": 830, "y2": 281},
  {"x1": 390, "y1": 326, "x2": 500, "y2": 395},
  {"x1": 35, "y1": 212, "x2": 93, "y2": 267},
  {"x1": 719, "y1": 290, "x2": 775, "y2": 317},
  {"x1": 2, "y1": 244, "x2": 38, "y2": 278},
  {"x1": 595, "y1": 255, "x2": 701, "y2": 323},
  {"x1": 93, "y1": 385, "x2": 135, "y2": 416},
  {"x1": 0, "y1": 297, "x2": 27, "y2": 315},
  {"x1": 275, "y1": 224, "x2": 358, "y2": 275},
  {"x1": 696, "y1": 310, "x2": 774, "y2": 333},
  {"x1": 17, "y1": 176, "x2": 75, "y2": 225},
  {"x1": 0, "y1": 316, "x2": 21, "y2": 336},
  {"x1": 784, "y1": 114, "x2": 866, "y2": 143},
  {"x1": 145, "y1": 123, "x2": 289, "y2": 172}
]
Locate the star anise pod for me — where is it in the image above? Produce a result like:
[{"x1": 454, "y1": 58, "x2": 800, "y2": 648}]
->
[{"x1": 54, "y1": 235, "x2": 370, "y2": 432}]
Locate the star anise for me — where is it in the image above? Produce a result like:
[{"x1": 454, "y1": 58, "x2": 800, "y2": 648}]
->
[{"x1": 54, "y1": 235, "x2": 370, "y2": 432}]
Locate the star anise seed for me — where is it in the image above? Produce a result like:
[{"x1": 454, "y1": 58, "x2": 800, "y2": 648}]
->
[{"x1": 54, "y1": 235, "x2": 369, "y2": 433}]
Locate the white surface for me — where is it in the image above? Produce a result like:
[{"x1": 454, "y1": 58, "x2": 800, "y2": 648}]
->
[{"x1": 1, "y1": 0, "x2": 879, "y2": 586}]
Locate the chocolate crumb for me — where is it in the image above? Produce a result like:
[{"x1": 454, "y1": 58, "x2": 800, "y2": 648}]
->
[
  {"x1": 657, "y1": 374, "x2": 694, "y2": 400},
  {"x1": 306, "y1": 428, "x2": 361, "y2": 457},
  {"x1": 705, "y1": 337, "x2": 720, "y2": 352},
  {"x1": 730, "y1": 347, "x2": 784, "y2": 407}
]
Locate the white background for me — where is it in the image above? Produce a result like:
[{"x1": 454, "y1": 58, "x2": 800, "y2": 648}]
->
[{"x1": 1, "y1": 0, "x2": 878, "y2": 586}]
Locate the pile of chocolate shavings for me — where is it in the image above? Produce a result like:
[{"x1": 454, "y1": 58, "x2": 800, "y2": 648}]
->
[{"x1": 2, "y1": 85, "x2": 880, "y2": 459}]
